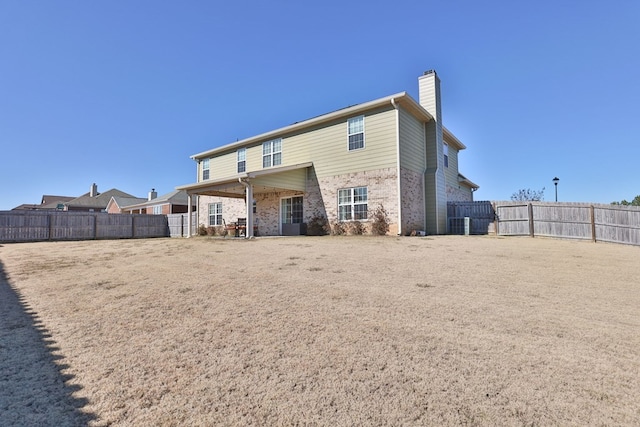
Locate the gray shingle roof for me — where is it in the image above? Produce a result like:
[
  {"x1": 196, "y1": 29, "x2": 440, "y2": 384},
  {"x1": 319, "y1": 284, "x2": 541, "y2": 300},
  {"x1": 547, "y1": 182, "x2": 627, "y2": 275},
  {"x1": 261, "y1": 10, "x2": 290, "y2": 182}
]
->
[
  {"x1": 122, "y1": 190, "x2": 190, "y2": 209},
  {"x1": 66, "y1": 189, "x2": 136, "y2": 210}
]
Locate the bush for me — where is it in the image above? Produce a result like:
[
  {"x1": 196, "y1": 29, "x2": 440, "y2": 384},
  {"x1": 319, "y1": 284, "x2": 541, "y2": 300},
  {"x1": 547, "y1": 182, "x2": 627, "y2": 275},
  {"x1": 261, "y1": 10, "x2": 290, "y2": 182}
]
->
[
  {"x1": 370, "y1": 204, "x2": 390, "y2": 236},
  {"x1": 348, "y1": 221, "x2": 365, "y2": 235},
  {"x1": 307, "y1": 213, "x2": 329, "y2": 236},
  {"x1": 205, "y1": 226, "x2": 226, "y2": 236},
  {"x1": 198, "y1": 224, "x2": 207, "y2": 236},
  {"x1": 331, "y1": 221, "x2": 346, "y2": 236}
]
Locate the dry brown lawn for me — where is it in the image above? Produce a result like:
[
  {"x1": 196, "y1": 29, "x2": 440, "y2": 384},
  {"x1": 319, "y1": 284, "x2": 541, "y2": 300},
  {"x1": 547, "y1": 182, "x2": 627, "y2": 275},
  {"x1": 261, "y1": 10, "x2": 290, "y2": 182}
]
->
[{"x1": 1, "y1": 235, "x2": 639, "y2": 426}]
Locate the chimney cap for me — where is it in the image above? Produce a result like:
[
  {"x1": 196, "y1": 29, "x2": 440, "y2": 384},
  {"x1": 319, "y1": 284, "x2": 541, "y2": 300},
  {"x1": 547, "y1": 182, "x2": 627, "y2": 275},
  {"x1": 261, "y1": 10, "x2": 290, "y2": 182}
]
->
[{"x1": 423, "y1": 69, "x2": 437, "y2": 76}]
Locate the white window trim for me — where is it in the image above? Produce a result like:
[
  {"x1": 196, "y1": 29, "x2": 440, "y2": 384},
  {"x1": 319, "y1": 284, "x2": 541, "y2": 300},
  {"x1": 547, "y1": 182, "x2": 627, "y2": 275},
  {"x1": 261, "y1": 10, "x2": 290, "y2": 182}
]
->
[
  {"x1": 237, "y1": 148, "x2": 246, "y2": 173},
  {"x1": 347, "y1": 115, "x2": 365, "y2": 151},
  {"x1": 208, "y1": 202, "x2": 222, "y2": 226},
  {"x1": 262, "y1": 138, "x2": 282, "y2": 168},
  {"x1": 202, "y1": 158, "x2": 210, "y2": 180},
  {"x1": 443, "y1": 143, "x2": 449, "y2": 168},
  {"x1": 338, "y1": 186, "x2": 368, "y2": 221}
]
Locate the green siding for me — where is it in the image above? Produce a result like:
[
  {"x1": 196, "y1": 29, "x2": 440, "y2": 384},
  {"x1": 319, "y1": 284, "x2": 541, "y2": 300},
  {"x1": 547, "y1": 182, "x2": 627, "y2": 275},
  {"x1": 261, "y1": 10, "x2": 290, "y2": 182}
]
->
[
  {"x1": 246, "y1": 143, "x2": 263, "y2": 172},
  {"x1": 253, "y1": 168, "x2": 307, "y2": 191},
  {"x1": 398, "y1": 107, "x2": 426, "y2": 173},
  {"x1": 309, "y1": 107, "x2": 397, "y2": 178},
  {"x1": 444, "y1": 144, "x2": 460, "y2": 189},
  {"x1": 210, "y1": 151, "x2": 237, "y2": 178},
  {"x1": 205, "y1": 106, "x2": 398, "y2": 182}
]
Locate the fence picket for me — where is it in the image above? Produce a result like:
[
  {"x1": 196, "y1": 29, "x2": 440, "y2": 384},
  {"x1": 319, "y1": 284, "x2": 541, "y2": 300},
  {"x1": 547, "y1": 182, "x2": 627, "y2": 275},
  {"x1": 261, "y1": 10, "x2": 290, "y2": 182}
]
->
[
  {"x1": 0, "y1": 211, "x2": 168, "y2": 243},
  {"x1": 494, "y1": 202, "x2": 640, "y2": 246}
]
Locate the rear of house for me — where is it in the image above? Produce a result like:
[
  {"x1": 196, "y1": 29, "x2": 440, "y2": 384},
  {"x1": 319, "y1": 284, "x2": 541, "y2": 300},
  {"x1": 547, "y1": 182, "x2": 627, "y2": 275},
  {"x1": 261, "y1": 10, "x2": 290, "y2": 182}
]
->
[{"x1": 178, "y1": 70, "x2": 478, "y2": 237}]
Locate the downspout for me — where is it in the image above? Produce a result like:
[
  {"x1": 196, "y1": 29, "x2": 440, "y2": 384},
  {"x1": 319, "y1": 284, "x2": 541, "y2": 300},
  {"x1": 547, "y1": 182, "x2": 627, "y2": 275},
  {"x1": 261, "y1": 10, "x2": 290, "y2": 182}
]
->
[
  {"x1": 238, "y1": 178, "x2": 254, "y2": 238},
  {"x1": 423, "y1": 122, "x2": 428, "y2": 232},
  {"x1": 391, "y1": 98, "x2": 402, "y2": 236}
]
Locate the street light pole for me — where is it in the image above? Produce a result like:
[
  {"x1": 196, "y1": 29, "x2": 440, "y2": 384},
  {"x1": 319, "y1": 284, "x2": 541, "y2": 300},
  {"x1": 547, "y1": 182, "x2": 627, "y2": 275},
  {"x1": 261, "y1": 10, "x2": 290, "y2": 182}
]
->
[{"x1": 553, "y1": 177, "x2": 559, "y2": 202}]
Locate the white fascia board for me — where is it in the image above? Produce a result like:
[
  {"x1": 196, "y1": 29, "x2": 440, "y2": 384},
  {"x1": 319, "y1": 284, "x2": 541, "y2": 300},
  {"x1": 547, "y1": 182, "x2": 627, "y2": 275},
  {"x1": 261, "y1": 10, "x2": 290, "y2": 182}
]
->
[{"x1": 444, "y1": 128, "x2": 466, "y2": 151}]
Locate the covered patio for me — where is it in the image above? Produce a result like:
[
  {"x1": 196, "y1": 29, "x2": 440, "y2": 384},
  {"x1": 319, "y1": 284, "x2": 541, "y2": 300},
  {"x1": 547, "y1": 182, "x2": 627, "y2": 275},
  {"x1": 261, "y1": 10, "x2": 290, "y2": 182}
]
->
[{"x1": 177, "y1": 162, "x2": 313, "y2": 238}]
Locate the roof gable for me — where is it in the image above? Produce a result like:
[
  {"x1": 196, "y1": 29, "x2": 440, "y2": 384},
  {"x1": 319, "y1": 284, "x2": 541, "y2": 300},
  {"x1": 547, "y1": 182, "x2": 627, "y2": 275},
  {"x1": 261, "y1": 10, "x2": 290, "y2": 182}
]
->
[{"x1": 66, "y1": 188, "x2": 136, "y2": 209}]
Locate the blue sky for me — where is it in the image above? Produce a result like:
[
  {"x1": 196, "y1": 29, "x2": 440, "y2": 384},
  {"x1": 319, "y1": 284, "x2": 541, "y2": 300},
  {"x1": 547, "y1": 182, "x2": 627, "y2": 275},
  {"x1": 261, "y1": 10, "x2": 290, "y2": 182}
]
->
[{"x1": 1, "y1": 1, "x2": 639, "y2": 210}]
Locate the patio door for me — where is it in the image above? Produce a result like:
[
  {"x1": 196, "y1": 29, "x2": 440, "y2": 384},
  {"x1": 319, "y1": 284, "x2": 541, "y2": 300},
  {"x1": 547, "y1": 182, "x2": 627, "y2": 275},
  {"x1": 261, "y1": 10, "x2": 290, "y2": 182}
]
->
[{"x1": 280, "y1": 196, "x2": 304, "y2": 235}]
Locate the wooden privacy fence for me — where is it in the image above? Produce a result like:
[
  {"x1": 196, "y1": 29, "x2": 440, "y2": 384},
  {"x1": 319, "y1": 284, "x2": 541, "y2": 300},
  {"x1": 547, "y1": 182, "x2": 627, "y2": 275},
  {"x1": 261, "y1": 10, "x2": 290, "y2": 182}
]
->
[
  {"x1": 0, "y1": 211, "x2": 168, "y2": 243},
  {"x1": 494, "y1": 202, "x2": 640, "y2": 246},
  {"x1": 447, "y1": 201, "x2": 496, "y2": 235},
  {"x1": 167, "y1": 212, "x2": 198, "y2": 238}
]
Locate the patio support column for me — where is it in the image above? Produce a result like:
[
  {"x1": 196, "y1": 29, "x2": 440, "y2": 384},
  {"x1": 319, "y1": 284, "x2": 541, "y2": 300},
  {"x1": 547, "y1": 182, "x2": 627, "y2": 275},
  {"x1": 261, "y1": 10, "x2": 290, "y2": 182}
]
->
[
  {"x1": 245, "y1": 182, "x2": 254, "y2": 238},
  {"x1": 238, "y1": 178, "x2": 254, "y2": 238},
  {"x1": 186, "y1": 193, "x2": 193, "y2": 238}
]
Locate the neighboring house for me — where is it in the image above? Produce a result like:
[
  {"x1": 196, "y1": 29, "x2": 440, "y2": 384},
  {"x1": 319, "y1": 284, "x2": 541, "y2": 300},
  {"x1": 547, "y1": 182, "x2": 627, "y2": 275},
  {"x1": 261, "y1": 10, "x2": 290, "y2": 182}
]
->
[
  {"x1": 64, "y1": 184, "x2": 137, "y2": 212},
  {"x1": 106, "y1": 195, "x2": 148, "y2": 214},
  {"x1": 112, "y1": 189, "x2": 195, "y2": 214},
  {"x1": 12, "y1": 195, "x2": 74, "y2": 211},
  {"x1": 177, "y1": 70, "x2": 478, "y2": 237}
]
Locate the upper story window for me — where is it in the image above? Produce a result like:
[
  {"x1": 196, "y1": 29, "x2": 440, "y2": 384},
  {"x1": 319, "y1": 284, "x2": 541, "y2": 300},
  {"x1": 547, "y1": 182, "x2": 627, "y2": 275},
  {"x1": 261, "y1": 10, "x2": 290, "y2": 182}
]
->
[
  {"x1": 348, "y1": 116, "x2": 365, "y2": 151},
  {"x1": 202, "y1": 158, "x2": 210, "y2": 180},
  {"x1": 443, "y1": 143, "x2": 449, "y2": 168},
  {"x1": 262, "y1": 138, "x2": 282, "y2": 168},
  {"x1": 237, "y1": 148, "x2": 246, "y2": 173},
  {"x1": 338, "y1": 186, "x2": 368, "y2": 221}
]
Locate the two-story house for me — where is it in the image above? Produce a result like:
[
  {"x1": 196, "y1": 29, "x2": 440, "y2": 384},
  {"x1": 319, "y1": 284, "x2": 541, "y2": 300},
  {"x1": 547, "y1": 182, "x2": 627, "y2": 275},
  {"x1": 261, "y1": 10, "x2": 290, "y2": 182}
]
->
[{"x1": 177, "y1": 70, "x2": 478, "y2": 237}]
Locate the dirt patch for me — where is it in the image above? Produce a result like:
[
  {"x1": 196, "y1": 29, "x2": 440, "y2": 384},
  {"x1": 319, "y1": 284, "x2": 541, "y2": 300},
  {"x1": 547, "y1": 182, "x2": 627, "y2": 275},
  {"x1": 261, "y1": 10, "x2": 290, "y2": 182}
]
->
[{"x1": 1, "y1": 236, "x2": 639, "y2": 425}]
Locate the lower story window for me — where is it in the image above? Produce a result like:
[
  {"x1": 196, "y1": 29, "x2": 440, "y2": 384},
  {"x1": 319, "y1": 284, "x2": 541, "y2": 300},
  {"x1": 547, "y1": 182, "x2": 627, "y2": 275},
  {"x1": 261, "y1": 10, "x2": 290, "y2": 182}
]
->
[
  {"x1": 152, "y1": 205, "x2": 162, "y2": 215},
  {"x1": 208, "y1": 202, "x2": 222, "y2": 226},
  {"x1": 338, "y1": 187, "x2": 368, "y2": 221}
]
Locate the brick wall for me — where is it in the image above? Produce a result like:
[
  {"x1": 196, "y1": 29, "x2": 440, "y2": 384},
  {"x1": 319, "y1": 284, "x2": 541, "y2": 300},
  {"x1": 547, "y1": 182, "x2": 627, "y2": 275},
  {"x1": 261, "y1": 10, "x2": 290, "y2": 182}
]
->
[
  {"x1": 446, "y1": 184, "x2": 473, "y2": 202},
  {"x1": 315, "y1": 167, "x2": 399, "y2": 234},
  {"x1": 400, "y1": 168, "x2": 425, "y2": 234},
  {"x1": 197, "y1": 196, "x2": 246, "y2": 228},
  {"x1": 197, "y1": 167, "x2": 410, "y2": 236}
]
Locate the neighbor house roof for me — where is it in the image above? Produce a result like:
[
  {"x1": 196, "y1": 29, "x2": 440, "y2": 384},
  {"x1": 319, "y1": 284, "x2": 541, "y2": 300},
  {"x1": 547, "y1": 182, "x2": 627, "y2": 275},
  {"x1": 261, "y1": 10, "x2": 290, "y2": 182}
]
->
[
  {"x1": 121, "y1": 190, "x2": 192, "y2": 210},
  {"x1": 41, "y1": 195, "x2": 75, "y2": 206},
  {"x1": 65, "y1": 189, "x2": 136, "y2": 210},
  {"x1": 13, "y1": 195, "x2": 75, "y2": 210},
  {"x1": 12, "y1": 204, "x2": 40, "y2": 210},
  {"x1": 108, "y1": 196, "x2": 148, "y2": 210}
]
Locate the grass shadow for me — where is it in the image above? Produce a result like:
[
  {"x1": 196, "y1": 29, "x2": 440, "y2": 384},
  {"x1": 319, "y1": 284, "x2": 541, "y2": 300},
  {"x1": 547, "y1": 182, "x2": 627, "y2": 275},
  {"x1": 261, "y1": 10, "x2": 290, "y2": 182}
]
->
[{"x1": 0, "y1": 260, "x2": 97, "y2": 426}]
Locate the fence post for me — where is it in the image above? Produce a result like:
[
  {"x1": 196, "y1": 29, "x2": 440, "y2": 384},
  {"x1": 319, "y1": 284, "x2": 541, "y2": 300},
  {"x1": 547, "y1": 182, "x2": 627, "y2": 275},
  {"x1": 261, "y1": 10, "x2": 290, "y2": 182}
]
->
[
  {"x1": 528, "y1": 203, "x2": 535, "y2": 238},
  {"x1": 93, "y1": 214, "x2": 98, "y2": 239},
  {"x1": 590, "y1": 205, "x2": 596, "y2": 243},
  {"x1": 132, "y1": 215, "x2": 136, "y2": 238},
  {"x1": 48, "y1": 214, "x2": 53, "y2": 241}
]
